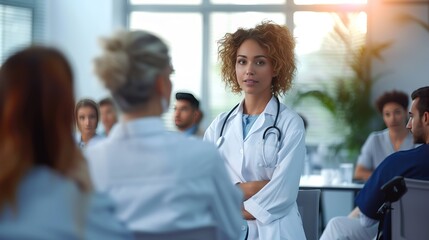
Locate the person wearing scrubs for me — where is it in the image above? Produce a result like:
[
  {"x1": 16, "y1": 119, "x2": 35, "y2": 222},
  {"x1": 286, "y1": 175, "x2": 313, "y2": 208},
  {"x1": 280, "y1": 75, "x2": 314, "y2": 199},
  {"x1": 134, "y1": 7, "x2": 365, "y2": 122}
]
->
[
  {"x1": 204, "y1": 21, "x2": 306, "y2": 239},
  {"x1": 320, "y1": 90, "x2": 416, "y2": 239},
  {"x1": 354, "y1": 90, "x2": 415, "y2": 181},
  {"x1": 86, "y1": 30, "x2": 243, "y2": 240}
]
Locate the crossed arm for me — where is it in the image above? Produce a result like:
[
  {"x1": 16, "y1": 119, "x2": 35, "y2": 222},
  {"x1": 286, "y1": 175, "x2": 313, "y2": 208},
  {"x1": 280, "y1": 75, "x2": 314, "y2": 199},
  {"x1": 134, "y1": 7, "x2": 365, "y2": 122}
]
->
[{"x1": 237, "y1": 180, "x2": 270, "y2": 220}]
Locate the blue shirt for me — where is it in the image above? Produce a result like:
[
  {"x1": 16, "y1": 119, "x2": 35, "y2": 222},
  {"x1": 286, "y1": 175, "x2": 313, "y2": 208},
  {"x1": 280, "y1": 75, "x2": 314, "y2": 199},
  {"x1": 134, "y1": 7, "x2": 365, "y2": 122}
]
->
[
  {"x1": 357, "y1": 129, "x2": 415, "y2": 170},
  {"x1": 0, "y1": 167, "x2": 132, "y2": 240},
  {"x1": 242, "y1": 114, "x2": 259, "y2": 138},
  {"x1": 355, "y1": 144, "x2": 429, "y2": 240}
]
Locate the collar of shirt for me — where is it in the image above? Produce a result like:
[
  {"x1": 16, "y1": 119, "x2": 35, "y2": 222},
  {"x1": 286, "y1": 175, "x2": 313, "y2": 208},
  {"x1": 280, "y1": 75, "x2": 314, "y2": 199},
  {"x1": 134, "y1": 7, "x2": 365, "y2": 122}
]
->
[
  {"x1": 184, "y1": 125, "x2": 198, "y2": 136},
  {"x1": 108, "y1": 117, "x2": 166, "y2": 140}
]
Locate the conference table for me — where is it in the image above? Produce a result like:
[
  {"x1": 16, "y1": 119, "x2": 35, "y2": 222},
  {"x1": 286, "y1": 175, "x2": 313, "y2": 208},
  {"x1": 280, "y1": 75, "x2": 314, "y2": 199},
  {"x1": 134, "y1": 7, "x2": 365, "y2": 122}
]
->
[
  {"x1": 299, "y1": 174, "x2": 364, "y2": 193},
  {"x1": 299, "y1": 174, "x2": 365, "y2": 231}
]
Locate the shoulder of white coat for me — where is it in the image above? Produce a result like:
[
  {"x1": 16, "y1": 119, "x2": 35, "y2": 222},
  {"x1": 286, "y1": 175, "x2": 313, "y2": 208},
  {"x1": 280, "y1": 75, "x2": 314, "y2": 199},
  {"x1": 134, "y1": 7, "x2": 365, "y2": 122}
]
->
[
  {"x1": 204, "y1": 110, "x2": 236, "y2": 140},
  {"x1": 278, "y1": 105, "x2": 305, "y2": 130}
]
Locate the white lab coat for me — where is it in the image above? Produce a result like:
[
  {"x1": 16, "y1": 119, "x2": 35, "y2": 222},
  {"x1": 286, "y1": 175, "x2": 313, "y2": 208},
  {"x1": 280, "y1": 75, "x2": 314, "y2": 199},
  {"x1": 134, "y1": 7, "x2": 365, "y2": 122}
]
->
[
  {"x1": 204, "y1": 96, "x2": 307, "y2": 240},
  {"x1": 85, "y1": 117, "x2": 243, "y2": 240}
]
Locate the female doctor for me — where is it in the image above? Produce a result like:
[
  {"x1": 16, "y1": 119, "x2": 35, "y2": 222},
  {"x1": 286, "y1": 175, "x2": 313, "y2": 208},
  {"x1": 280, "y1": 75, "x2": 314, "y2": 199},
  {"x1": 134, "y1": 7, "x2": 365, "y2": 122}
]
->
[{"x1": 204, "y1": 21, "x2": 306, "y2": 239}]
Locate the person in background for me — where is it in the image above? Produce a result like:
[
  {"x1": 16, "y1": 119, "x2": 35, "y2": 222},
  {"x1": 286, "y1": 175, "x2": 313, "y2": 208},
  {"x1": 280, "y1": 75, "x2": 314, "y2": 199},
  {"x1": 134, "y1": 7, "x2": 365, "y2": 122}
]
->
[
  {"x1": 204, "y1": 20, "x2": 306, "y2": 239},
  {"x1": 321, "y1": 90, "x2": 414, "y2": 239},
  {"x1": 174, "y1": 92, "x2": 204, "y2": 137},
  {"x1": 0, "y1": 46, "x2": 132, "y2": 239},
  {"x1": 87, "y1": 29, "x2": 243, "y2": 239},
  {"x1": 99, "y1": 97, "x2": 118, "y2": 136},
  {"x1": 354, "y1": 90, "x2": 414, "y2": 181},
  {"x1": 75, "y1": 98, "x2": 104, "y2": 149},
  {"x1": 320, "y1": 86, "x2": 429, "y2": 240}
]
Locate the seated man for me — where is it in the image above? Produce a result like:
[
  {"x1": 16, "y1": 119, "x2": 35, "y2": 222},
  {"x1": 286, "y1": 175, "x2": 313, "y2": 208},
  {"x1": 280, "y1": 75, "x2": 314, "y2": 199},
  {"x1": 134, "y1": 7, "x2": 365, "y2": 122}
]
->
[
  {"x1": 174, "y1": 92, "x2": 204, "y2": 136},
  {"x1": 320, "y1": 86, "x2": 429, "y2": 240},
  {"x1": 98, "y1": 97, "x2": 118, "y2": 136}
]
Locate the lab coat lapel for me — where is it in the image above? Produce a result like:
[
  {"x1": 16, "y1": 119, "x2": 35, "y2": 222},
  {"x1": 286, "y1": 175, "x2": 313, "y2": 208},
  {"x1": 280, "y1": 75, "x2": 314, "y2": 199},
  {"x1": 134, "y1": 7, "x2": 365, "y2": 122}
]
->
[
  {"x1": 244, "y1": 97, "x2": 277, "y2": 142},
  {"x1": 223, "y1": 104, "x2": 245, "y2": 181},
  {"x1": 230, "y1": 104, "x2": 244, "y2": 142}
]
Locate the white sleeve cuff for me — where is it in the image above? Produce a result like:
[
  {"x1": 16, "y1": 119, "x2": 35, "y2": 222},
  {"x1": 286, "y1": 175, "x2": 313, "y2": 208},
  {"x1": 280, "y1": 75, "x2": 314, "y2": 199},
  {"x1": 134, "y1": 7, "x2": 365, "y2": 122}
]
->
[{"x1": 243, "y1": 198, "x2": 274, "y2": 224}]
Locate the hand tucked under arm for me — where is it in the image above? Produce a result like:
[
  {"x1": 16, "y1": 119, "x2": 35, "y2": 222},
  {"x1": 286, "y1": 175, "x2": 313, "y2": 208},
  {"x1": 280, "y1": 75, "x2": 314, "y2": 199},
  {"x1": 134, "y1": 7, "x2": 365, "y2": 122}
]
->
[
  {"x1": 237, "y1": 180, "x2": 270, "y2": 200},
  {"x1": 242, "y1": 208, "x2": 256, "y2": 220}
]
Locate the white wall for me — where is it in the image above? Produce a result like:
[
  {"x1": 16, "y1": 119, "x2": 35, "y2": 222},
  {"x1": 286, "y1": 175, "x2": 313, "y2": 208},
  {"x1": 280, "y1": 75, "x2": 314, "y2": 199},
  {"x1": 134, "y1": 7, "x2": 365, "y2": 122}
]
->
[
  {"x1": 44, "y1": 0, "x2": 125, "y2": 101},
  {"x1": 369, "y1": 0, "x2": 429, "y2": 99},
  {"x1": 43, "y1": 1, "x2": 429, "y2": 105}
]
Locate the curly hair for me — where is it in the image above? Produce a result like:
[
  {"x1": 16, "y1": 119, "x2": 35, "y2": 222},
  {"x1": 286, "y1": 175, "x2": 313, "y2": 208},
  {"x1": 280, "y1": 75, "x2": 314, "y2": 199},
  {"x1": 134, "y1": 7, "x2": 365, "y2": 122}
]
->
[
  {"x1": 375, "y1": 90, "x2": 409, "y2": 113},
  {"x1": 217, "y1": 20, "x2": 296, "y2": 96}
]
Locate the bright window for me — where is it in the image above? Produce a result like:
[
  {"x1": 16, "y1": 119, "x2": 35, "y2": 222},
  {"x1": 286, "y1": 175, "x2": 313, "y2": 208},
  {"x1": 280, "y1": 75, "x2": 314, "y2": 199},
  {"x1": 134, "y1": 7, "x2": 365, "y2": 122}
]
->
[
  {"x1": 0, "y1": 5, "x2": 31, "y2": 63},
  {"x1": 127, "y1": 1, "x2": 367, "y2": 145},
  {"x1": 0, "y1": 0, "x2": 45, "y2": 64}
]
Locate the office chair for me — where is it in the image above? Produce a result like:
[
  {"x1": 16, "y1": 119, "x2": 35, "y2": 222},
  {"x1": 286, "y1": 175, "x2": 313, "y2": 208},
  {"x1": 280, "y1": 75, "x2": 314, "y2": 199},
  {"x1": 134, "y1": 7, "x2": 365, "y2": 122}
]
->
[
  {"x1": 134, "y1": 226, "x2": 216, "y2": 240},
  {"x1": 376, "y1": 176, "x2": 407, "y2": 240},
  {"x1": 297, "y1": 189, "x2": 321, "y2": 240},
  {"x1": 391, "y1": 178, "x2": 429, "y2": 240}
]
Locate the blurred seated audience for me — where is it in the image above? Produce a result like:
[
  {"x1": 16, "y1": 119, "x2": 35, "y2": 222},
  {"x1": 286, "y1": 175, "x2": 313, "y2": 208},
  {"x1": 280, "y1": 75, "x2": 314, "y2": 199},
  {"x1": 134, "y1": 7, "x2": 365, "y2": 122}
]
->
[
  {"x1": 0, "y1": 46, "x2": 132, "y2": 239},
  {"x1": 320, "y1": 86, "x2": 429, "y2": 240},
  {"x1": 354, "y1": 90, "x2": 415, "y2": 181},
  {"x1": 75, "y1": 98, "x2": 104, "y2": 149},
  {"x1": 98, "y1": 97, "x2": 118, "y2": 136},
  {"x1": 87, "y1": 29, "x2": 243, "y2": 239}
]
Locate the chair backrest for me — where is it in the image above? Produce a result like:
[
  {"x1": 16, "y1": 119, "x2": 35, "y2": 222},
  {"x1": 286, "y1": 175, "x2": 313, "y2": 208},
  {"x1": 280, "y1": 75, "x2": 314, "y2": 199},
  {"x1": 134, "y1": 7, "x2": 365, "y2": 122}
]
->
[
  {"x1": 391, "y1": 178, "x2": 429, "y2": 240},
  {"x1": 134, "y1": 226, "x2": 216, "y2": 240},
  {"x1": 297, "y1": 189, "x2": 321, "y2": 240}
]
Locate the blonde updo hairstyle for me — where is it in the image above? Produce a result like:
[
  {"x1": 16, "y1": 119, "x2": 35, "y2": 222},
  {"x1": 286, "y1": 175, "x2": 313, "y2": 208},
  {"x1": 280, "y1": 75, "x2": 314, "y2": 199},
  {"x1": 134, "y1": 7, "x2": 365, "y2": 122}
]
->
[
  {"x1": 217, "y1": 20, "x2": 296, "y2": 97},
  {"x1": 94, "y1": 30, "x2": 171, "y2": 112}
]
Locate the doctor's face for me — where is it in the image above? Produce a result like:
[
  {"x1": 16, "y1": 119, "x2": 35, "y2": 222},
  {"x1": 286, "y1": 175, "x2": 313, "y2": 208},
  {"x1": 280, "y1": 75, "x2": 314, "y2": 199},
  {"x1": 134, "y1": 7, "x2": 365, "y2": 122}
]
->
[{"x1": 235, "y1": 39, "x2": 275, "y2": 98}]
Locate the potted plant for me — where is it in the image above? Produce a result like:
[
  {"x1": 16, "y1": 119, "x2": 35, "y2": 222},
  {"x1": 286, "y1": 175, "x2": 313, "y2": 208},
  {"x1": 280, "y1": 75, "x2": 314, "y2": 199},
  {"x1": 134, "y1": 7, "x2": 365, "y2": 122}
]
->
[{"x1": 294, "y1": 14, "x2": 389, "y2": 161}]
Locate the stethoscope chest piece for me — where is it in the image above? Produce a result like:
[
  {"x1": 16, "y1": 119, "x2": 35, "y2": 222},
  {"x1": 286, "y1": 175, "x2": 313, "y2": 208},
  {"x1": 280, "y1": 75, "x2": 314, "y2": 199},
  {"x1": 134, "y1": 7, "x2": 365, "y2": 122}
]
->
[{"x1": 216, "y1": 136, "x2": 225, "y2": 148}]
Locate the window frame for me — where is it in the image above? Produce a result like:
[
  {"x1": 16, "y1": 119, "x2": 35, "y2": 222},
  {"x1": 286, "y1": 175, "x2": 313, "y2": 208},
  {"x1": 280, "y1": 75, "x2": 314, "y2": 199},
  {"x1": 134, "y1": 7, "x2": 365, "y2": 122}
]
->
[{"x1": 124, "y1": 0, "x2": 368, "y2": 143}]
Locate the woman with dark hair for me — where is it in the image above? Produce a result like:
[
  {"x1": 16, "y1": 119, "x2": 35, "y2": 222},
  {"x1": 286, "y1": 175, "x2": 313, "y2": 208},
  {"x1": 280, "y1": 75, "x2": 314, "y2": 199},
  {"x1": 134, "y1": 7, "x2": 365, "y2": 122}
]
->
[
  {"x1": 320, "y1": 90, "x2": 416, "y2": 240},
  {"x1": 354, "y1": 90, "x2": 415, "y2": 181},
  {"x1": 75, "y1": 98, "x2": 104, "y2": 149},
  {"x1": 0, "y1": 46, "x2": 132, "y2": 239}
]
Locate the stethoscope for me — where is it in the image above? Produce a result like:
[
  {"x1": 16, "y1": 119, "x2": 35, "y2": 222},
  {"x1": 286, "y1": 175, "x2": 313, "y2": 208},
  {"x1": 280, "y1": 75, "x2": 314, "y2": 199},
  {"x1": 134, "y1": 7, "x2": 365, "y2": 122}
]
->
[{"x1": 216, "y1": 96, "x2": 282, "y2": 167}]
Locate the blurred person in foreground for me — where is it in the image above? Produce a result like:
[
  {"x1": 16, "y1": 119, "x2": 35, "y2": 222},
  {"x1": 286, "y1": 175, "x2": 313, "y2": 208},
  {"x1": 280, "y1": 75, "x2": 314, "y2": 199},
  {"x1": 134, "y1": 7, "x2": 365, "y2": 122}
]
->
[
  {"x1": 174, "y1": 92, "x2": 204, "y2": 137},
  {"x1": 87, "y1": 29, "x2": 243, "y2": 239},
  {"x1": 98, "y1": 97, "x2": 118, "y2": 136},
  {"x1": 320, "y1": 86, "x2": 429, "y2": 240},
  {"x1": 0, "y1": 46, "x2": 132, "y2": 239}
]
